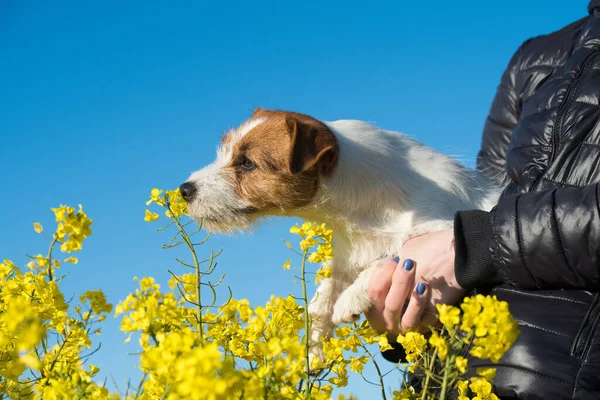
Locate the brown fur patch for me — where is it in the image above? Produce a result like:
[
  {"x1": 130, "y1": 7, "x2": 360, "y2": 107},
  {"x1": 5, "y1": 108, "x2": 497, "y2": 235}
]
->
[{"x1": 221, "y1": 109, "x2": 339, "y2": 213}]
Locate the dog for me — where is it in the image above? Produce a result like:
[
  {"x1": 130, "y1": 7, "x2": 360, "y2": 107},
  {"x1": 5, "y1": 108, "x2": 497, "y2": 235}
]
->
[{"x1": 179, "y1": 108, "x2": 500, "y2": 361}]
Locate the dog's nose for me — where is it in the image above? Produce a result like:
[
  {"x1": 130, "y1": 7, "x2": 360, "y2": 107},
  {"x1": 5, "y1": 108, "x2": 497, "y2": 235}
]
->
[{"x1": 179, "y1": 182, "x2": 197, "y2": 201}]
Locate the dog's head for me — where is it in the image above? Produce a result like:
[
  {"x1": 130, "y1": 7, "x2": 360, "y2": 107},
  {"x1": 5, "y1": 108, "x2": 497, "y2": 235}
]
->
[{"x1": 180, "y1": 109, "x2": 339, "y2": 233}]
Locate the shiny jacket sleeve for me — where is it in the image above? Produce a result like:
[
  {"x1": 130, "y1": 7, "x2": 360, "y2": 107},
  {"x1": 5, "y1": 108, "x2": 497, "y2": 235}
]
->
[
  {"x1": 477, "y1": 39, "x2": 532, "y2": 186},
  {"x1": 454, "y1": 184, "x2": 600, "y2": 291}
]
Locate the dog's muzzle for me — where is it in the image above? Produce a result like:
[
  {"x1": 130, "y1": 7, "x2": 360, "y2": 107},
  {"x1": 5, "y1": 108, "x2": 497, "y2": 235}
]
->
[{"x1": 179, "y1": 182, "x2": 196, "y2": 202}]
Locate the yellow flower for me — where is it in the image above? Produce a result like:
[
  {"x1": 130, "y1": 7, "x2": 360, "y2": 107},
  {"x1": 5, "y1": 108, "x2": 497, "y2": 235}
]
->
[
  {"x1": 397, "y1": 331, "x2": 427, "y2": 363},
  {"x1": 282, "y1": 259, "x2": 292, "y2": 270},
  {"x1": 0, "y1": 259, "x2": 19, "y2": 281},
  {"x1": 300, "y1": 236, "x2": 318, "y2": 252},
  {"x1": 315, "y1": 265, "x2": 332, "y2": 283},
  {"x1": 89, "y1": 364, "x2": 100, "y2": 376},
  {"x1": 393, "y1": 387, "x2": 416, "y2": 399},
  {"x1": 455, "y1": 355, "x2": 468, "y2": 373},
  {"x1": 437, "y1": 303, "x2": 461, "y2": 330},
  {"x1": 477, "y1": 367, "x2": 497, "y2": 380},
  {"x1": 470, "y1": 377, "x2": 493, "y2": 398},
  {"x1": 457, "y1": 379, "x2": 470, "y2": 400},
  {"x1": 164, "y1": 189, "x2": 188, "y2": 218},
  {"x1": 290, "y1": 222, "x2": 313, "y2": 238},
  {"x1": 80, "y1": 290, "x2": 113, "y2": 314},
  {"x1": 33, "y1": 222, "x2": 43, "y2": 233},
  {"x1": 51, "y1": 204, "x2": 92, "y2": 253},
  {"x1": 428, "y1": 331, "x2": 448, "y2": 360},
  {"x1": 51, "y1": 204, "x2": 74, "y2": 223},
  {"x1": 349, "y1": 355, "x2": 368, "y2": 373},
  {"x1": 64, "y1": 256, "x2": 78, "y2": 264},
  {"x1": 309, "y1": 243, "x2": 334, "y2": 263},
  {"x1": 463, "y1": 295, "x2": 520, "y2": 363},
  {"x1": 26, "y1": 254, "x2": 49, "y2": 271},
  {"x1": 377, "y1": 334, "x2": 394, "y2": 352},
  {"x1": 146, "y1": 188, "x2": 164, "y2": 206},
  {"x1": 20, "y1": 352, "x2": 41, "y2": 371},
  {"x1": 144, "y1": 209, "x2": 160, "y2": 222}
]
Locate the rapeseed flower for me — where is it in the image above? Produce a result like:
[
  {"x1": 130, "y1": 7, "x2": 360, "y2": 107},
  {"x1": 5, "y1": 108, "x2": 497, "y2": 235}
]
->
[{"x1": 0, "y1": 194, "x2": 519, "y2": 399}]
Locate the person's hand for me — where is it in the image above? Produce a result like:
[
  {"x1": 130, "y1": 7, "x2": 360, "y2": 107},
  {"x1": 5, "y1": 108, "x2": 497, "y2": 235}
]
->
[{"x1": 365, "y1": 229, "x2": 466, "y2": 337}]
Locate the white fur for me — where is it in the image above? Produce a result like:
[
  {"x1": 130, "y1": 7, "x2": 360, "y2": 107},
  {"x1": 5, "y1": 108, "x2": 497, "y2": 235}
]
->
[
  {"x1": 215, "y1": 117, "x2": 266, "y2": 169},
  {"x1": 291, "y1": 121, "x2": 500, "y2": 359},
  {"x1": 185, "y1": 118, "x2": 501, "y2": 360},
  {"x1": 185, "y1": 117, "x2": 266, "y2": 232}
]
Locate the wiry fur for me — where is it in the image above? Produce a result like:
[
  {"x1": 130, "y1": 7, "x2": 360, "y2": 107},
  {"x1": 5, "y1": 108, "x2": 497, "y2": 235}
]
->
[
  {"x1": 184, "y1": 114, "x2": 501, "y2": 361},
  {"x1": 185, "y1": 118, "x2": 267, "y2": 233}
]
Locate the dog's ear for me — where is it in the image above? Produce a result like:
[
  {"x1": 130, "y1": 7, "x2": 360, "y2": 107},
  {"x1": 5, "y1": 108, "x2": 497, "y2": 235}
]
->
[{"x1": 286, "y1": 115, "x2": 338, "y2": 176}]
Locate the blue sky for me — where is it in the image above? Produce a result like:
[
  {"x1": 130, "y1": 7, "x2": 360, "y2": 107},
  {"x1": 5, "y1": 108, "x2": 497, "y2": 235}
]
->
[{"x1": 0, "y1": 0, "x2": 589, "y2": 397}]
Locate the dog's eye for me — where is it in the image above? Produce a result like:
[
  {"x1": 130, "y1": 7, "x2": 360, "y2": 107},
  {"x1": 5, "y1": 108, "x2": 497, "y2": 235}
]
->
[{"x1": 238, "y1": 156, "x2": 256, "y2": 171}]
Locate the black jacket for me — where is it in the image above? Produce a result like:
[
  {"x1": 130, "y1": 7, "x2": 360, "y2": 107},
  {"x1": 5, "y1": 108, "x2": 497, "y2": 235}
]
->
[{"x1": 385, "y1": 2, "x2": 600, "y2": 399}]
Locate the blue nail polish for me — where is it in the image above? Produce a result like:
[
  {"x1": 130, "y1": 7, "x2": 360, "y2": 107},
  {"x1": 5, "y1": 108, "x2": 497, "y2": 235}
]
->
[
  {"x1": 403, "y1": 259, "x2": 414, "y2": 271},
  {"x1": 392, "y1": 256, "x2": 400, "y2": 263},
  {"x1": 416, "y1": 282, "x2": 426, "y2": 295}
]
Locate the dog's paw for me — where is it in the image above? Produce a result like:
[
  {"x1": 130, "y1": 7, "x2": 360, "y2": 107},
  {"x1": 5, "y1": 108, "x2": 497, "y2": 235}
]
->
[
  {"x1": 331, "y1": 292, "x2": 370, "y2": 325},
  {"x1": 308, "y1": 346, "x2": 326, "y2": 376},
  {"x1": 332, "y1": 306, "x2": 361, "y2": 325}
]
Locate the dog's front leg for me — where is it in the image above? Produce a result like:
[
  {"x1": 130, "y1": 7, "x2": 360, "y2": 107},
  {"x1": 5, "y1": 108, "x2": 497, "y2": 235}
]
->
[
  {"x1": 307, "y1": 272, "x2": 349, "y2": 364},
  {"x1": 331, "y1": 266, "x2": 379, "y2": 325}
]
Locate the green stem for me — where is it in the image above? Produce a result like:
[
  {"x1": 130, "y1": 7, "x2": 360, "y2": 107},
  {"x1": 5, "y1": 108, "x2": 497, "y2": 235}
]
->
[
  {"x1": 171, "y1": 215, "x2": 204, "y2": 343},
  {"x1": 300, "y1": 249, "x2": 311, "y2": 400},
  {"x1": 363, "y1": 345, "x2": 387, "y2": 400},
  {"x1": 46, "y1": 237, "x2": 58, "y2": 281},
  {"x1": 420, "y1": 347, "x2": 438, "y2": 400},
  {"x1": 47, "y1": 331, "x2": 73, "y2": 376},
  {"x1": 439, "y1": 354, "x2": 454, "y2": 400}
]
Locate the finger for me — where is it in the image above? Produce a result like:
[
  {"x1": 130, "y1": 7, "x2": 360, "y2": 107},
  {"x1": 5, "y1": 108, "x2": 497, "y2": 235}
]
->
[
  {"x1": 367, "y1": 257, "x2": 400, "y2": 311},
  {"x1": 383, "y1": 258, "x2": 416, "y2": 331},
  {"x1": 419, "y1": 304, "x2": 442, "y2": 332},
  {"x1": 400, "y1": 282, "x2": 428, "y2": 332}
]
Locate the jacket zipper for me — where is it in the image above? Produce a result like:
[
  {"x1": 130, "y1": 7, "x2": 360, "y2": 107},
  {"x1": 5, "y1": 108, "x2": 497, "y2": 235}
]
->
[
  {"x1": 531, "y1": 50, "x2": 600, "y2": 191},
  {"x1": 571, "y1": 293, "x2": 600, "y2": 360}
]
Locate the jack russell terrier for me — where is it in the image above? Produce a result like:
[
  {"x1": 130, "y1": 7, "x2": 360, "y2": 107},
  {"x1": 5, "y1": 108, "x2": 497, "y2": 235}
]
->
[{"x1": 179, "y1": 108, "x2": 500, "y2": 360}]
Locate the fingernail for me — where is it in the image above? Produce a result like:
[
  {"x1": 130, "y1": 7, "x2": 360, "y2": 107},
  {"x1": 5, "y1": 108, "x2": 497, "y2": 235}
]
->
[
  {"x1": 403, "y1": 259, "x2": 414, "y2": 271},
  {"x1": 392, "y1": 256, "x2": 400, "y2": 263},
  {"x1": 416, "y1": 282, "x2": 426, "y2": 295}
]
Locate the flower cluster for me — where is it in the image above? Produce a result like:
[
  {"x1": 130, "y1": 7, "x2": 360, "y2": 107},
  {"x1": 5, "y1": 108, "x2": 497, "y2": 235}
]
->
[
  {"x1": 394, "y1": 296, "x2": 520, "y2": 399},
  {"x1": 0, "y1": 207, "x2": 113, "y2": 399},
  {"x1": 1, "y1": 191, "x2": 520, "y2": 399},
  {"x1": 50, "y1": 204, "x2": 93, "y2": 253},
  {"x1": 396, "y1": 332, "x2": 427, "y2": 364},
  {"x1": 144, "y1": 188, "x2": 188, "y2": 221},
  {"x1": 288, "y1": 222, "x2": 333, "y2": 283},
  {"x1": 290, "y1": 222, "x2": 333, "y2": 263},
  {"x1": 459, "y1": 295, "x2": 520, "y2": 363},
  {"x1": 115, "y1": 271, "x2": 342, "y2": 399}
]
